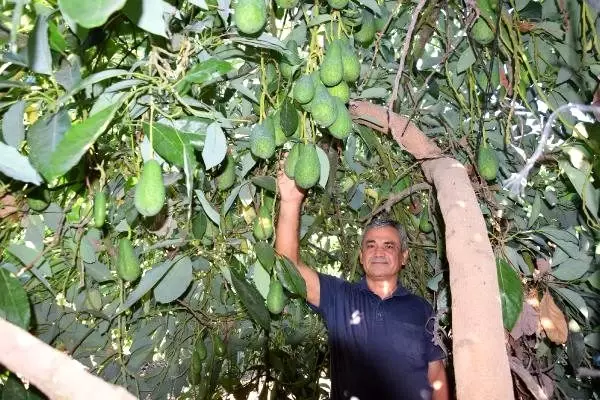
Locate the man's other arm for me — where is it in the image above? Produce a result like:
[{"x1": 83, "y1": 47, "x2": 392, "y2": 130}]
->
[
  {"x1": 428, "y1": 360, "x2": 449, "y2": 400},
  {"x1": 275, "y1": 170, "x2": 320, "y2": 307}
]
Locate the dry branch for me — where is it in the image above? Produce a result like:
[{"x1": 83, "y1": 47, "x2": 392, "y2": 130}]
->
[
  {"x1": 0, "y1": 317, "x2": 136, "y2": 400},
  {"x1": 509, "y1": 357, "x2": 549, "y2": 400},
  {"x1": 350, "y1": 100, "x2": 514, "y2": 400}
]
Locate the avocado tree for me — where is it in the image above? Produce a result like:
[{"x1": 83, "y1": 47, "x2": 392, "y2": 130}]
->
[{"x1": 0, "y1": 0, "x2": 599, "y2": 399}]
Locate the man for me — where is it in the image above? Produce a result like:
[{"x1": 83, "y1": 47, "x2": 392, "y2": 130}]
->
[{"x1": 275, "y1": 169, "x2": 449, "y2": 400}]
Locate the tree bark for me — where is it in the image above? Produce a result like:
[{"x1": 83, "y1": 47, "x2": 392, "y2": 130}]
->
[
  {"x1": 350, "y1": 101, "x2": 514, "y2": 400},
  {"x1": 0, "y1": 317, "x2": 136, "y2": 400}
]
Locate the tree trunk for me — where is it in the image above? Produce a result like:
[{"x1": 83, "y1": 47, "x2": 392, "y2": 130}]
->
[
  {"x1": 0, "y1": 317, "x2": 136, "y2": 400},
  {"x1": 350, "y1": 101, "x2": 514, "y2": 400}
]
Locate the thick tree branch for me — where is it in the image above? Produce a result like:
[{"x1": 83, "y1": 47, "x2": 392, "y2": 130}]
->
[
  {"x1": 350, "y1": 101, "x2": 514, "y2": 400},
  {"x1": 0, "y1": 318, "x2": 136, "y2": 400}
]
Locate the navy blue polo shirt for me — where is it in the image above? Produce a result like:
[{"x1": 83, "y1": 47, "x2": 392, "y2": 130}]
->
[{"x1": 312, "y1": 273, "x2": 445, "y2": 400}]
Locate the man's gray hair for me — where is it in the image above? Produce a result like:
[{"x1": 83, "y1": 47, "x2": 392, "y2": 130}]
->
[{"x1": 362, "y1": 218, "x2": 409, "y2": 252}]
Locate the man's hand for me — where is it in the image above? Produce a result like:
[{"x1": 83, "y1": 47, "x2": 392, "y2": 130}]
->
[{"x1": 277, "y1": 167, "x2": 305, "y2": 204}]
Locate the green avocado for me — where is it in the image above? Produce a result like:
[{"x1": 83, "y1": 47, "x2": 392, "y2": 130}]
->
[
  {"x1": 354, "y1": 11, "x2": 376, "y2": 46},
  {"x1": 216, "y1": 153, "x2": 236, "y2": 190},
  {"x1": 477, "y1": 143, "x2": 499, "y2": 181},
  {"x1": 213, "y1": 334, "x2": 226, "y2": 357},
  {"x1": 320, "y1": 40, "x2": 344, "y2": 87},
  {"x1": 327, "y1": 0, "x2": 348, "y2": 9},
  {"x1": 294, "y1": 143, "x2": 320, "y2": 189},
  {"x1": 341, "y1": 40, "x2": 361, "y2": 82},
  {"x1": 253, "y1": 205, "x2": 273, "y2": 240},
  {"x1": 284, "y1": 142, "x2": 301, "y2": 178},
  {"x1": 93, "y1": 191, "x2": 107, "y2": 228},
  {"x1": 419, "y1": 208, "x2": 433, "y2": 233},
  {"x1": 250, "y1": 118, "x2": 276, "y2": 159},
  {"x1": 310, "y1": 84, "x2": 338, "y2": 127},
  {"x1": 267, "y1": 279, "x2": 286, "y2": 314},
  {"x1": 327, "y1": 80, "x2": 350, "y2": 103},
  {"x1": 293, "y1": 74, "x2": 316, "y2": 104},
  {"x1": 328, "y1": 98, "x2": 353, "y2": 139},
  {"x1": 117, "y1": 238, "x2": 141, "y2": 282},
  {"x1": 472, "y1": 18, "x2": 494, "y2": 45},
  {"x1": 234, "y1": 0, "x2": 267, "y2": 35},
  {"x1": 276, "y1": 0, "x2": 299, "y2": 9},
  {"x1": 27, "y1": 187, "x2": 50, "y2": 212},
  {"x1": 134, "y1": 160, "x2": 166, "y2": 217}
]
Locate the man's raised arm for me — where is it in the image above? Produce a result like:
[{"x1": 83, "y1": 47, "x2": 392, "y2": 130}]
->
[{"x1": 275, "y1": 169, "x2": 320, "y2": 307}]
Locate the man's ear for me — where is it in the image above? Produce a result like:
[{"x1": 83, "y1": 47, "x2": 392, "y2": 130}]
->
[{"x1": 400, "y1": 250, "x2": 409, "y2": 265}]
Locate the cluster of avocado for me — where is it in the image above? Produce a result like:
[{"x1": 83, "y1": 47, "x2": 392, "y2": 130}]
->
[{"x1": 293, "y1": 38, "x2": 359, "y2": 139}]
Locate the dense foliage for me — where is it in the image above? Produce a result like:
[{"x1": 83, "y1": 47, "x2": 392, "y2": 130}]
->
[{"x1": 0, "y1": 0, "x2": 599, "y2": 398}]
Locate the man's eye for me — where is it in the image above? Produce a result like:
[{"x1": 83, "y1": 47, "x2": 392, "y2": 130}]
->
[{"x1": 385, "y1": 244, "x2": 395, "y2": 249}]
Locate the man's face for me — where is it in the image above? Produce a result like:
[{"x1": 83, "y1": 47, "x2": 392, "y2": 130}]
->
[{"x1": 359, "y1": 225, "x2": 409, "y2": 280}]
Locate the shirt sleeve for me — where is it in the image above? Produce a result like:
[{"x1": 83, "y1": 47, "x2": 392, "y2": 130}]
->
[
  {"x1": 309, "y1": 273, "x2": 346, "y2": 323},
  {"x1": 424, "y1": 303, "x2": 446, "y2": 362}
]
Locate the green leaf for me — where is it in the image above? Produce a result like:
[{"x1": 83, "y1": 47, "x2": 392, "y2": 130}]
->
[
  {"x1": 553, "y1": 286, "x2": 589, "y2": 320},
  {"x1": 154, "y1": 256, "x2": 193, "y2": 303},
  {"x1": 202, "y1": 123, "x2": 227, "y2": 170},
  {"x1": 80, "y1": 228, "x2": 102, "y2": 264},
  {"x1": 527, "y1": 193, "x2": 541, "y2": 228},
  {"x1": 28, "y1": 109, "x2": 70, "y2": 175},
  {"x1": 58, "y1": 0, "x2": 127, "y2": 28},
  {"x1": 229, "y1": 267, "x2": 271, "y2": 330},
  {"x1": 559, "y1": 159, "x2": 599, "y2": 219},
  {"x1": 181, "y1": 59, "x2": 233, "y2": 84},
  {"x1": 538, "y1": 226, "x2": 580, "y2": 259},
  {"x1": 253, "y1": 262, "x2": 270, "y2": 299},
  {"x1": 275, "y1": 257, "x2": 306, "y2": 298},
  {"x1": 585, "y1": 332, "x2": 600, "y2": 350},
  {"x1": 456, "y1": 46, "x2": 475, "y2": 74},
  {"x1": 316, "y1": 146, "x2": 330, "y2": 189},
  {"x1": 280, "y1": 99, "x2": 298, "y2": 136},
  {"x1": 146, "y1": 122, "x2": 195, "y2": 167},
  {"x1": 0, "y1": 269, "x2": 31, "y2": 329},
  {"x1": 588, "y1": 269, "x2": 600, "y2": 290},
  {"x1": 27, "y1": 15, "x2": 52, "y2": 75},
  {"x1": 360, "y1": 87, "x2": 388, "y2": 99},
  {"x1": 2, "y1": 100, "x2": 25, "y2": 148},
  {"x1": 0, "y1": 142, "x2": 42, "y2": 185},
  {"x1": 194, "y1": 190, "x2": 220, "y2": 226},
  {"x1": 551, "y1": 257, "x2": 591, "y2": 281},
  {"x1": 37, "y1": 100, "x2": 124, "y2": 181},
  {"x1": 254, "y1": 242, "x2": 276, "y2": 272},
  {"x1": 232, "y1": 33, "x2": 293, "y2": 60},
  {"x1": 122, "y1": 0, "x2": 171, "y2": 37},
  {"x1": 251, "y1": 176, "x2": 276, "y2": 192},
  {"x1": 48, "y1": 21, "x2": 67, "y2": 53},
  {"x1": 118, "y1": 261, "x2": 172, "y2": 313},
  {"x1": 496, "y1": 258, "x2": 523, "y2": 331},
  {"x1": 0, "y1": 374, "x2": 45, "y2": 400},
  {"x1": 58, "y1": 69, "x2": 129, "y2": 104}
]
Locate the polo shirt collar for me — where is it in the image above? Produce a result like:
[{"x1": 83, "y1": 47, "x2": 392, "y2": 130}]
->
[{"x1": 357, "y1": 277, "x2": 409, "y2": 297}]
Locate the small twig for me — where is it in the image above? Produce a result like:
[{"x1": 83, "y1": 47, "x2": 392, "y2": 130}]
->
[
  {"x1": 388, "y1": 0, "x2": 427, "y2": 112},
  {"x1": 509, "y1": 357, "x2": 549, "y2": 400},
  {"x1": 361, "y1": 182, "x2": 432, "y2": 222}
]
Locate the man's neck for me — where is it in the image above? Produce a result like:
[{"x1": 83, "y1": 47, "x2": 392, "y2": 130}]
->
[{"x1": 366, "y1": 278, "x2": 398, "y2": 299}]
